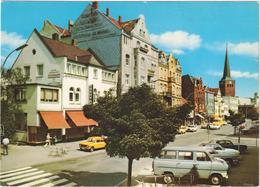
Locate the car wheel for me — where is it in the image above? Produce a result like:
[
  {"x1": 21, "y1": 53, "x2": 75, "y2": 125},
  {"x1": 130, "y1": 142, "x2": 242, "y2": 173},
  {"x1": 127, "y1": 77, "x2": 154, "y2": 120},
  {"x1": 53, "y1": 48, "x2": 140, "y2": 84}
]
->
[
  {"x1": 163, "y1": 173, "x2": 174, "y2": 184},
  {"x1": 90, "y1": 147, "x2": 94, "y2": 152},
  {"x1": 209, "y1": 174, "x2": 222, "y2": 185}
]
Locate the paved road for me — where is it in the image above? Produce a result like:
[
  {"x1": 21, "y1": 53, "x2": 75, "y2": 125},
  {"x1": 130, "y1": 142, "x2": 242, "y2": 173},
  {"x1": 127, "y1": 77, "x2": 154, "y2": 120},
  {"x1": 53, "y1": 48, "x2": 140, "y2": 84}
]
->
[{"x1": 1, "y1": 125, "x2": 258, "y2": 186}]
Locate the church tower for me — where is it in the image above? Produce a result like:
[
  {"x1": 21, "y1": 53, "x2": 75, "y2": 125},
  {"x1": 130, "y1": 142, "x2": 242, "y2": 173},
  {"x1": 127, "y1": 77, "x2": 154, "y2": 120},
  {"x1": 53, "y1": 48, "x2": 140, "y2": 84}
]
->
[{"x1": 219, "y1": 47, "x2": 235, "y2": 96}]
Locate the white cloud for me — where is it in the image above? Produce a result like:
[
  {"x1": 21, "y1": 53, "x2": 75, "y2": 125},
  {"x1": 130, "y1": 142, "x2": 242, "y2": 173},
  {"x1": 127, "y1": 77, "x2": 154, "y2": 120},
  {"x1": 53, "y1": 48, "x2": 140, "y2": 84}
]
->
[
  {"x1": 150, "y1": 30, "x2": 202, "y2": 55},
  {"x1": 1, "y1": 31, "x2": 26, "y2": 49},
  {"x1": 208, "y1": 70, "x2": 258, "y2": 80},
  {"x1": 205, "y1": 42, "x2": 259, "y2": 57}
]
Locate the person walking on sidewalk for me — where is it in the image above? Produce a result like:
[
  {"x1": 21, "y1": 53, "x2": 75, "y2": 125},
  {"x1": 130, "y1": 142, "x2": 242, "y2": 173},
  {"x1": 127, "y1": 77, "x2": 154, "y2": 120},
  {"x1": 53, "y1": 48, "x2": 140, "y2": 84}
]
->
[
  {"x1": 44, "y1": 133, "x2": 51, "y2": 147},
  {"x1": 2, "y1": 137, "x2": 9, "y2": 155}
]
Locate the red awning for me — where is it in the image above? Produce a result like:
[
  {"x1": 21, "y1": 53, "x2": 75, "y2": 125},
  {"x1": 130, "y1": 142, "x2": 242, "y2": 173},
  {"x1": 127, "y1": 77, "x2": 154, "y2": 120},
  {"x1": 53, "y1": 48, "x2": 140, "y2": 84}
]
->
[
  {"x1": 66, "y1": 111, "x2": 98, "y2": 127},
  {"x1": 39, "y1": 112, "x2": 71, "y2": 129}
]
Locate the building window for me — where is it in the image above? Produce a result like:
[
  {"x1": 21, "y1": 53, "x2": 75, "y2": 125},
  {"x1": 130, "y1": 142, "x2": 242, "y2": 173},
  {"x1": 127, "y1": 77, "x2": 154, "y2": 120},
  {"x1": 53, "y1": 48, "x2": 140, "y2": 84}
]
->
[
  {"x1": 126, "y1": 54, "x2": 130, "y2": 65},
  {"x1": 82, "y1": 67, "x2": 86, "y2": 76},
  {"x1": 123, "y1": 36, "x2": 128, "y2": 45},
  {"x1": 125, "y1": 74, "x2": 130, "y2": 85},
  {"x1": 40, "y1": 88, "x2": 59, "y2": 102},
  {"x1": 69, "y1": 87, "x2": 74, "y2": 102},
  {"x1": 24, "y1": 66, "x2": 30, "y2": 77},
  {"x1": 15, "y1": 88, "x2": 26, "y2": 102},
  {"x1": 137, "y1": 41, "x2": 140, "y2": 47},
  {"x1": 75, "y1": 88, "x2": 80, "y2": 102},
  {"x1": 67, "y1": 64, "x2": 71, "y2": 73},
  {"x1": 37, "y1": 64, "x2": 43, "y2": 76},
  {"x1": 93, "y1": 69, "x2": 98, "y2": 79}
]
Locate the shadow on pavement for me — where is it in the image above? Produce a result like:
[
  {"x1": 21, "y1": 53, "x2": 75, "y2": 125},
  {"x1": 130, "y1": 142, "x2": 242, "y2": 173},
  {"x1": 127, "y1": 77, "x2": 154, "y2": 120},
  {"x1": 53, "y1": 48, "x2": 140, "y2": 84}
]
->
[{"x1": 58, "y1": 170, "x2": 127, "y2": 186}]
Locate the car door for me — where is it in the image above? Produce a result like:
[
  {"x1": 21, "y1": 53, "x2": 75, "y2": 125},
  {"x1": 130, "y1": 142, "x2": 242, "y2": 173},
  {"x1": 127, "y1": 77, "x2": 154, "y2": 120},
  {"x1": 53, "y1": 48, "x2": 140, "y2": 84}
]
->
[
  {"x1": 195, "y1": 151, "x2": 212, "y2": 179},
  {"x1": 156, "y1": 150, "x2": 179, "y2": 176},
  {"x1": 176, "y1": 151, "x2": 195, "y2": 177}
]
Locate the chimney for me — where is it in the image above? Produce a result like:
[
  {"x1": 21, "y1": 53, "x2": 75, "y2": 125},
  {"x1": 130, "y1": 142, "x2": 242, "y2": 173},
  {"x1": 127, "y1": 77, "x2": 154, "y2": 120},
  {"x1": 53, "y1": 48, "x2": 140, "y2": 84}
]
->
[
  {"x1": 118, "y1": 16, "x2": 122, "y2": 23},
  {"x1": 68, "y1": 20, "x2": 74, "y2": 32},
  {"x1": 71, "y1": 39, "x2": 77, "y2": 46},
  {"x1": 106, "y1": 8, "x2": 110, "y2": 16},
  {"x1": 92, "y1": 1, "x2": 98, "y2": 9},
  {"x1": 52, "y1": 33, "x2": 59, "y2": 40}
]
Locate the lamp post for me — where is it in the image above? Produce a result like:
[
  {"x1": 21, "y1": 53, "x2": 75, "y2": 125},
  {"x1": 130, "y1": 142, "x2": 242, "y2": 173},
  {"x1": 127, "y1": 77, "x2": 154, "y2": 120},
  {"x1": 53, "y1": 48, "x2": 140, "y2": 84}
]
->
[{"x1": 1, "y1": 44, "x2": 28, "y2": 73}]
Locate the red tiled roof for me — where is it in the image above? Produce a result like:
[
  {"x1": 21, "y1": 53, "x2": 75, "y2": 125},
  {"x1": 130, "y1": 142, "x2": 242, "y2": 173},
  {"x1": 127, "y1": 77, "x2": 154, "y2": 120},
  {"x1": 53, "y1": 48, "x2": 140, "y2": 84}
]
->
[
  {"x1": 54, "y1": 24, "x2": 71, "y2": 37},
  {"x1": 35, "y1": 30, "x2": 105, "y2": 67},
  {"x1": 120, "y1": 19, "x2": 139, "y2": 33},
  {"x1": 66, "y1": 111, "x2": 98, "y2": 127},
  {"x1": 101, "y1": 12, "x2": 139, "y2": 33},
  {"x1": 208, "y1": 88, "x2": 220, "y2": 96},
  {"x1": 39, "y1": 112, "x2": 71, "y2": 129}
]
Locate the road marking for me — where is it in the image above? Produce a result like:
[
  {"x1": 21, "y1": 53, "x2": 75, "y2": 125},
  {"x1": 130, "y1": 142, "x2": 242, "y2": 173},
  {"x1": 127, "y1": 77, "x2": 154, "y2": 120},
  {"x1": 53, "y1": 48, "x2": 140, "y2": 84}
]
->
[
  {"x1": 0, "y1": 168, "x2": 38, "y2": 179},
  {"x1": 7, "y1": 173, "x2": 52, "y2": 186},
  {"x1": 0, "y1": 167, "x2": 32, "y2": 175},
  {"x1": 1, "y1": 170, "x2": 44, "y2": 182},
  {"x1": 38, "y1": 178, "x2": 69, "y2": 187},
  {"x1": 19, "y1": 175, "x2": 60, "y2": 187}
]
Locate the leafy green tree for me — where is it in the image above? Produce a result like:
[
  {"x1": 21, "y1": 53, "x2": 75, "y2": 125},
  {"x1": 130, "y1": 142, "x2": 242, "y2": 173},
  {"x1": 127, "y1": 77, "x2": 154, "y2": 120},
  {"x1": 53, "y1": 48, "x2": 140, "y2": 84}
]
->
[
  {"x1": 83, "y1": 84, "x2": 192, "y2": 186},
  {"x1": 227, "y1": 110, "x2": 245, "y2": 135},
  {"x1": 1, "y1": 68, "x2": 29, "y2": 138}
]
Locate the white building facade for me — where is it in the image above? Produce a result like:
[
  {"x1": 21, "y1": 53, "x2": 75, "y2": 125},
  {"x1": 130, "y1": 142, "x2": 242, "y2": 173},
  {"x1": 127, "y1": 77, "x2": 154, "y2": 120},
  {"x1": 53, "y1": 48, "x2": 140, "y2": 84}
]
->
[
  {"x1": 71, "y1": 2, "x2": 159, "y2": 94},
  {"x1": 12, "y1": 29, "x2": 117, "y2": 143}
]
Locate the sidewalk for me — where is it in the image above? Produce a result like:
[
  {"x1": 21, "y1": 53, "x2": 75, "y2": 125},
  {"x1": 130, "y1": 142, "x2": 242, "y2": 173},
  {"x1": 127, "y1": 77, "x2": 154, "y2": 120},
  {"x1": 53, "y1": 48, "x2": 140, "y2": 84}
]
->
[{"x1": 0, "y1": 140, "x2": 105, "y2": 172}]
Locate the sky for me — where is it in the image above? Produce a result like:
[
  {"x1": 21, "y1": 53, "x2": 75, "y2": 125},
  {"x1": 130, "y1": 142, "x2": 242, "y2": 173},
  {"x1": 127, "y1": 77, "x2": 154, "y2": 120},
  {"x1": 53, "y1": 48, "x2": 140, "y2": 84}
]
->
[{"x1": 1, "y1": 1, "x2": 259, "y2": 98}]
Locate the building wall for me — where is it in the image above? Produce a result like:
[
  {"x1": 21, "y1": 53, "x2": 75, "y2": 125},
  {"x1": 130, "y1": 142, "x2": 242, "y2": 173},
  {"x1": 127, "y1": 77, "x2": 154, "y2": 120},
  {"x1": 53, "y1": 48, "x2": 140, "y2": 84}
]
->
[
  {"x1": 72, "y1": 5, "x2": 121, "y2": 67},
  {"x1": 223, "y1": 96, "x2": 239, "y2": 113},
  {"x1": 219, "y1": 79, "x2": 235, "y2": 97},
  {"x1": 205, "y1": 91, "x2": 215, "y2": 116}
]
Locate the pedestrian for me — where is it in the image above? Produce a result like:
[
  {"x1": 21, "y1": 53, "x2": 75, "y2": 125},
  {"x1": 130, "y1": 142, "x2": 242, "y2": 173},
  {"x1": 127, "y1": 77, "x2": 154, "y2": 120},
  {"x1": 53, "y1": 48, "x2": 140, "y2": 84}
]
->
[
  {"x1": 44, "y1": 133, "x2": 51, "y2": 147},
  {"x1": 2, "y1": 137, "x2": 9, "y2": 155}
]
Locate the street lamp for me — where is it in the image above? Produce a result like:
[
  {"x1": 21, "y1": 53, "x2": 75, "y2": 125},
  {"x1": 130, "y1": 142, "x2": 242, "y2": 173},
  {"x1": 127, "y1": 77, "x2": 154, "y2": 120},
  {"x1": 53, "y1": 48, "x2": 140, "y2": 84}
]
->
[{"x1": 1, "y1": 44, "x2": 28, "y2": 73}]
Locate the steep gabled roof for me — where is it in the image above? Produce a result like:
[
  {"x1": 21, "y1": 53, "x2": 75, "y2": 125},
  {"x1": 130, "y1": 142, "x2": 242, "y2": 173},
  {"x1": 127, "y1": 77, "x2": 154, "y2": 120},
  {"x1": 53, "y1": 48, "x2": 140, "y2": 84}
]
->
[
  {"x1": 120, "y1": 19, "x2": 139, "y2": 33},
  {"x1": 208, "y1": 88, "x2": 220, "y2": 96},
  {"x1": 45, "y1": 20, "x2": 71, "y2": 37},
  {"x1": 100, "y1": 11, "x2": 139, "y2": 33},
  {"x1": 34, "y1": 29, "x2": 105, "y2": 68}
]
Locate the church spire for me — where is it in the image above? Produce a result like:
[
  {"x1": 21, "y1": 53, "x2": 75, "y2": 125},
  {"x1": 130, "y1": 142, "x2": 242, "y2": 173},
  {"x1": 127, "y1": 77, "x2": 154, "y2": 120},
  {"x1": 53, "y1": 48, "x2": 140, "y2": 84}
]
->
[{"x1": 222, "y1": 45, "x2": 231, "y2": 80}]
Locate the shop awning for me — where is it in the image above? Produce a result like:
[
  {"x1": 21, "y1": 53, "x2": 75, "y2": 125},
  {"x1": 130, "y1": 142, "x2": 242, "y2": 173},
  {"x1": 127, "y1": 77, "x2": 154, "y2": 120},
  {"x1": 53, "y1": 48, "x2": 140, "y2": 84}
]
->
[
  {"x1": 39, "y1": 111, "x2": 71, "y2": 129},
  {"x1": 66, "y1": 111, "x2": 98, "y2": 127},
  {"x1": 195, "y1": 113, "x2": 205, "y2": 119}
]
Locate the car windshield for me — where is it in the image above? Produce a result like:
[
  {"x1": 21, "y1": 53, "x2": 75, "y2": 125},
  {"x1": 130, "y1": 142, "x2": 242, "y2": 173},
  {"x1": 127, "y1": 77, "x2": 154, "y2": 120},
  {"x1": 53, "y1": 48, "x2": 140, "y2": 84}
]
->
[{"x1": 86, "y1": 137, "x2": 96, "y2": 142}]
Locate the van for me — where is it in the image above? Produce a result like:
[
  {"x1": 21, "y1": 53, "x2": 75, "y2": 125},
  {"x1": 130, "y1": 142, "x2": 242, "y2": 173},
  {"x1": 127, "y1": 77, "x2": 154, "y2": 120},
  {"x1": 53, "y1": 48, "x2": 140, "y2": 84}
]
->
[{"x1": 153, "y1": 146, "x2": 229, "y2": 185}]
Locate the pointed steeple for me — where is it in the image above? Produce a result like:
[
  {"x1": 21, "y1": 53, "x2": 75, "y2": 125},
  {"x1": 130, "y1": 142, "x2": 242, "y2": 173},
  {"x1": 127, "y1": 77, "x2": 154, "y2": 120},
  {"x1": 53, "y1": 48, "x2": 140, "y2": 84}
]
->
[{"x1": 221, "y1": 45, "x2": 231, "y2": 80}]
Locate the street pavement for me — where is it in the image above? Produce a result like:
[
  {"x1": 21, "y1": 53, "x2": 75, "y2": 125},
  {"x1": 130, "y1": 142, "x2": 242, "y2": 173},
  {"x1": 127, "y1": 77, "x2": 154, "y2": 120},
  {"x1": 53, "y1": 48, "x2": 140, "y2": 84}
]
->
[{"x1": 0, "y1": 125, "x2": 258, "y2": 186}]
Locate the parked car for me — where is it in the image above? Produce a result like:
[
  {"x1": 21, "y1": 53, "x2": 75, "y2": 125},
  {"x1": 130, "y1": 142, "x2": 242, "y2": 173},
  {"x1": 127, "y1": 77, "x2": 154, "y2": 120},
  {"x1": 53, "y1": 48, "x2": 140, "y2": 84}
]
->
[
  {"x1": 187, "y1": 125, "x2": 198, "y2": 132},
  {"x1": 153, "y1": 146, "x2": 229, "y2": 185},
  {"x1": 216, "y1": 140, "x2": 248, "y2": 154},
  {"x1": 209, "y1": 123, "x2": 221, "y2": 130},
  {"x1": 241, "y1": 125, "x2": 259, "y2": 135},
  {"x1": 79, "y1": 136, "x2": 106, "y2": 152},
  {"x1": 177, "y1": 126, "x2": 188, "y2": 134},
  {"x1": 201, "y1": 143, "x2": 240, "y2": 166}
]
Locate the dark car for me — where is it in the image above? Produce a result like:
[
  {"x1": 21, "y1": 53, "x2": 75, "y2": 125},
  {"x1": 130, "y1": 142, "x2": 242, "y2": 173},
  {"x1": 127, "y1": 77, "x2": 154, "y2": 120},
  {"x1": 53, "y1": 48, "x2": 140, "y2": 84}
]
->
[
  {"x1": 241, "y1": 125, "x2": 259, "y2": 135},
  {"x1": 216, "y1": 140, "x2": 248, "y2": 154}
]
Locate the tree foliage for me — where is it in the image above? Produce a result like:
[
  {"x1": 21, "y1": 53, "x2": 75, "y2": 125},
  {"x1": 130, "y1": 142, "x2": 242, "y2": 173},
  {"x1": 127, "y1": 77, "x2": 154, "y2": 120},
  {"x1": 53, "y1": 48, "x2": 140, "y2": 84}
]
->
[
  {"x1": 83, "y1": 84, "x2": 192, "y2": 186},
  {"x1": 1, "y1": 68, "x2": 29, "y2": 138},
  {"x1": 227, "y1": 110, "x2": 245, "y2": 135}
]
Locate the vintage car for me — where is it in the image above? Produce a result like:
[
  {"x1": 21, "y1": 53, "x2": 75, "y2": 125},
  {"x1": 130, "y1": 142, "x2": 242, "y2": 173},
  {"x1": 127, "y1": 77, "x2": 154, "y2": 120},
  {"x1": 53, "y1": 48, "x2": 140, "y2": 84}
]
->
[
  {"x1": 216, "y1": 140, "x2": 248, "y2": 154},
  {"x1": 79, "y1": 136, "x2": 106, "y2": 152},
  {"x1": 153, "y1": 146, "x2": 229, "y2": 185},
  {"x1": 187, "y1": 125, "x2": 198, "y2": 132},
  {"x1": 201, "y1": 143, "x2": 240, "y2": 166}
]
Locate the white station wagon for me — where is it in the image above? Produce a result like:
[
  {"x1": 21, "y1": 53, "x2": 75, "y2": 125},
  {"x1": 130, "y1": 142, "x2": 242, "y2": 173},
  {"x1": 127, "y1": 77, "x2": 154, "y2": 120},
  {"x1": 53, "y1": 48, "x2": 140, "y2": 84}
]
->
[{"x1": 153, "y1": 146, "x2": 229, "y2": 185}]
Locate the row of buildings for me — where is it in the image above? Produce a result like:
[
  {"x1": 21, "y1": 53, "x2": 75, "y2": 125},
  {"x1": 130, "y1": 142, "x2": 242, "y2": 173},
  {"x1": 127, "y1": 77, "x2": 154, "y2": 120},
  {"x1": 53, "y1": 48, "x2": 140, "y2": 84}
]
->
[{"x1": 10, "y1": 2, "x2": 258, "y2": 143}]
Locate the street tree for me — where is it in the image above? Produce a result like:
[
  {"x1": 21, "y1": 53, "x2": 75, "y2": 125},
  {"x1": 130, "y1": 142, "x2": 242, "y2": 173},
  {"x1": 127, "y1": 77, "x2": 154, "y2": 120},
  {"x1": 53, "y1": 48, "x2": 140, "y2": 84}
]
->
[
  {"x1": 83, "y1": 84, "x2": 192, "y2": 186},
  {"x1": 1, "y1": 68, "x2": 29, "y2": 138},
  {"x1": 227, "y1": 110, "x2": 245, "y2": 135}
]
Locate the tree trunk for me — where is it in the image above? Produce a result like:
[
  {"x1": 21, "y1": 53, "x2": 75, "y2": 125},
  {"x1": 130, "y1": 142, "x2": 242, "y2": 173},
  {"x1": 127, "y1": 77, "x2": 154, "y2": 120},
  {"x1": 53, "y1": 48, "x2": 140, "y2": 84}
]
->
[
  {"x1": 234, "y1": 126, "x2": 237, "y2": 135},
  {"x1": 127, "y1": 158, "x2": 133, "y2": 186}
]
